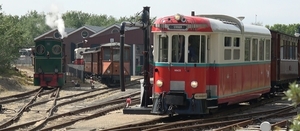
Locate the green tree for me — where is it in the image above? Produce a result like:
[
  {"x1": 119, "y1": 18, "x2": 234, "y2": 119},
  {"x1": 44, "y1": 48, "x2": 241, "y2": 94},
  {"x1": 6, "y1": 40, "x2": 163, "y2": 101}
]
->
[
  {"x1": 19, "y1": 10, "x2": 50, "y2": 46},
  {"x1": 0, "y1": 5, "x2": 26, "y2": 71},
  {"x1": 266, "y1": 24, "x2": 300, "y2": 36},
  {"x1": 62, "y1": 11, "x2": 91, "y2": 28},
  {"x1": 284, "y1": 82, "x2": 300, "y2": 130}
]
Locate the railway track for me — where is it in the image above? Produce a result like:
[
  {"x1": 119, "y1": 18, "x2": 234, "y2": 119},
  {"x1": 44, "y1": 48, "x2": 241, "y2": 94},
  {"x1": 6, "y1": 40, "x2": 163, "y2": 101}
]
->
[
  {"x1": 0, "y1": 87, "x2": 45, "y2": 129},
  {"x1": 0, "y1": 78, "x2": 143, "y2": 131},
  {"x1": 0, "y1": 92, "x2": 141, "y2": 131},
  {"x1": 103, "y1": 95, "x2": 288, "y2": 131},
  {"x1": 0, "y1": 88, "x2": 57, "y2": 105}
]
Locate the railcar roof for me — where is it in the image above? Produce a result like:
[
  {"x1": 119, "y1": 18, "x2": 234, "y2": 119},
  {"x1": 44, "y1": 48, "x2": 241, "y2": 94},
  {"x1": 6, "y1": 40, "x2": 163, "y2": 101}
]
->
[
  {"x1": 100, "y1": 42, "x2": 130, "y2": 47},
  {"x1": 82, "y1": 46, "x2": 101, "y2": 54},
  {"x1": 203, "y1": 16, "x2": 271, "y2": 36}
]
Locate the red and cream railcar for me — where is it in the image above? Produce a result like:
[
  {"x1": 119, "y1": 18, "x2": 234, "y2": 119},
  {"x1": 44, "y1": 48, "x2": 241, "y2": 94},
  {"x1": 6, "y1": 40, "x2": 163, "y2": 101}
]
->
[
  {"x1": 82, "y1": 42, "x2": 131, "y2": 87},
  {"x1": 151, "y1": 14, "x2": 272, "y2": 115}
]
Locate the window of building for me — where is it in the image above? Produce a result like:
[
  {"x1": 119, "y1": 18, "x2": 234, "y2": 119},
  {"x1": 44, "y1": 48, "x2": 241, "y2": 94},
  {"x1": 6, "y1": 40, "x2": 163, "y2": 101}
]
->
[
  {"x1": 53, "y1": 32, "x2": 61, "y2": 39},
  {"x1": 81, "y1": 30, "x2": 89, "y2": 38},
  {"x1": 244, "y1": 38, "x2": 251, "y2": 61},
  {"x1": 111, "y1": 29, "x2": 119, "y2": 34}
]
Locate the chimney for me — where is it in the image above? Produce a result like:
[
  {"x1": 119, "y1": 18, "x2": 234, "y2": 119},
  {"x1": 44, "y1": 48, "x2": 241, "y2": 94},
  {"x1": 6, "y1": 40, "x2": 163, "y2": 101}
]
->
[{"x1": 191, "y1": 11, "x2": 195, "y2": 16}]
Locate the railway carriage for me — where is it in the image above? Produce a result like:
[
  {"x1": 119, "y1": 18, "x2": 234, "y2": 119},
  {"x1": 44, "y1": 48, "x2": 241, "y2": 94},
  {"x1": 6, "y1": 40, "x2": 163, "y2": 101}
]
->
[
  {"x1": 82, "y1": 42, "x2": 131, "y2": 87},
  {"x1": 150, "y1": 13, "x2": 274, "y2": 115},
  {"x1": 33, "y1": 38, "x2": 66, "y2": 88},
  {"x1": 270, "y1": 30, "x2": 300, "y2": 91}
]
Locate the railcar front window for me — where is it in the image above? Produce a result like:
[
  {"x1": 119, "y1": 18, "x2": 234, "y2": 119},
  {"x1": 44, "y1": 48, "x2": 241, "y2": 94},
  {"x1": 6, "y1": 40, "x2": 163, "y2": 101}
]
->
[
  {"x1": 158, "y1": 35, "x2": 168, "y2": 62},
  {"x1": 188, "y1": 35, "x2": 200, "y2": 63},
  {"x1": 113, "y1": 48, "x2": 120, "y2": 61},
  {"x1": 103, "y1": 48, "x2": 110, "y2": 61},
  {"x1": 124, "y1": 49, "x2": 129, "y2": 61},
  {"x1": 172, "y1": 35, "x2": 185, "y2": 63}
]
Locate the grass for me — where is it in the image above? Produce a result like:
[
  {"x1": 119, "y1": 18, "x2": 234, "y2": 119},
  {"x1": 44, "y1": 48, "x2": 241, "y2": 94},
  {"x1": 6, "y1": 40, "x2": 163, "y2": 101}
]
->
[{"x1": 0, "y1": 66, "x2": 33, "y2": 86}]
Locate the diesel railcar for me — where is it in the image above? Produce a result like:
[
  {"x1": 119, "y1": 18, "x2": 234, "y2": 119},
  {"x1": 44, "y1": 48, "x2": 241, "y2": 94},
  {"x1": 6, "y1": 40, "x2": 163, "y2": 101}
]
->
[
  {"x1": 83, "y1": 42, "x2": 131, "y2": 87},
  {"x1": 149, "y1": 13, "x2": 300, "y2": 116},
  {"x1": 33, "y1": 38, "x2": 66, "y2": 88}
]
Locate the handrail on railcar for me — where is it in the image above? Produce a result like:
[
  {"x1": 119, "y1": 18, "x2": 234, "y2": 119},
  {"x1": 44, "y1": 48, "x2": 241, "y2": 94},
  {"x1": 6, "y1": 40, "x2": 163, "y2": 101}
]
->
[{"x1": 196, "y1": 14, "x2": 244, "y2": 34}]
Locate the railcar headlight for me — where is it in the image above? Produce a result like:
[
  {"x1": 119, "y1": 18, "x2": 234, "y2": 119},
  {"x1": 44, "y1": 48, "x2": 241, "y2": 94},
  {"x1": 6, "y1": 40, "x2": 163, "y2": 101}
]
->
[
  {"x1": 174, "y1": 14, "x2": 181, "y2": 21},
  {"x1": 191, "y1": 81, "x2": 198, "y2": 88},
  {"x1": 38, "y1": 68, "x2": 43, "y2": 73},
  {"x1": 156, "y1": 80, "x2": 163, "y2": 87},
  {"x1": 54, "y1": 68, "x2": 58, "y2": 73}
]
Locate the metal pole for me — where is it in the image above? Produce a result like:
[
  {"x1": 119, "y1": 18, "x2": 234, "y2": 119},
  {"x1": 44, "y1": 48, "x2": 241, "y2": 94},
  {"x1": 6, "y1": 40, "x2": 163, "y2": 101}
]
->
[
  {"x1": 141, "y1": 6, "x2": 151, "y2": 107},
  {"x1": 120, "y1": 22, "x2": 126, "y2": 91}
]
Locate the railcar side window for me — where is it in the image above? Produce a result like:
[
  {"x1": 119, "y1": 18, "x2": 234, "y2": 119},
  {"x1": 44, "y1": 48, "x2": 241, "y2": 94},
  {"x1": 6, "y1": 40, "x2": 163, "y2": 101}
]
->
[
  {"x1": 158, "y1": 35, "x2": 168, "y2": 62},
  {"x1": 224, "y1": 37, "x2": 231, "y2": 47},
  {"x1": 188, "y1": 35, "x2": 200, "y2": 63},
  {"x1": 252, "y1": 39, "x2": 258, "y2": 61},
  {"x1": 259, "y1": 39, "x2": 264, "y2": 61},
  {"x1": 244, "y1": 38, "x2": 251, "y2": 61},
  {"x1": 233, "y1": 37, "x2": 240, "y2": 60},
  {"x1": 172, "y1": 35, "x2": 185, "y2": 63},
  {"x1": 224, "y1": 49, "x2": 231, "y2": 60},
  {"x1": 224, "y1": 37, "x2": 232, "y2": 60},
  {"x1": 234, "y1": 38, "x2": 240, "y2": 47},
  {"x1": 265, "y1": 40, "x2": 271, "y2": 60},
  {"x1": 233, "y1": 49, "x2": 240, "y2": 60}
]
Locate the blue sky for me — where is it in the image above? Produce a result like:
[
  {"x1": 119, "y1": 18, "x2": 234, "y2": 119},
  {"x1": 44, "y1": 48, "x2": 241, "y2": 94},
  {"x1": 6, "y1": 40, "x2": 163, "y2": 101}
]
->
[{"x1": 1, "y1": 0, "x2": 300, "y2": 26}]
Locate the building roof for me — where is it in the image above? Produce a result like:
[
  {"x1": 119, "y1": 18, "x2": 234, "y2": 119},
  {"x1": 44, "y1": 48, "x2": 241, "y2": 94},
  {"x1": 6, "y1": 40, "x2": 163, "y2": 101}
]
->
[
  {"x1": 34, "y1": 27, "x2": 76, "y2": 41},
  {"x1": 90, "y1": 24, "x2": 140, "y2": 37},
  {"x1": 66, "y1": 25, "x2": 105, "y2": 36}
]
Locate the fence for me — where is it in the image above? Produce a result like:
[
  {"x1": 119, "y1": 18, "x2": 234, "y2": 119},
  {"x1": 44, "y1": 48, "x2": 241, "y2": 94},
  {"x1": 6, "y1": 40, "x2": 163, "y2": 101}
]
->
[
  {"x1": 14, "y1": 56, "x2": 32, "y2": 67},
  {"x1": 66, "y1": 64, "x2": 85, "y2": 82}
]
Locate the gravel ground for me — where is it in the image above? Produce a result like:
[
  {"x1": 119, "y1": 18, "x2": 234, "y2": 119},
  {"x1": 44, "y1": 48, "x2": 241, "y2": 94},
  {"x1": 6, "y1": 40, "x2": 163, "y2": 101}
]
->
[
  {"x1": 1, "y1": 66, "x2": 161, "y2": 131},
  {"x1": 62, "y1": 107, "x2": 164, "y2": 131}
]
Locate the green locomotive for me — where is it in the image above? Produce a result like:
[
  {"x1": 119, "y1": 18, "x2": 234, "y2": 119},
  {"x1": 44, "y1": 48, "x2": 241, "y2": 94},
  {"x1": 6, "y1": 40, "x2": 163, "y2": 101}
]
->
[{"x1": 33, "y1": 38, "x2": 66, "y2": 88}]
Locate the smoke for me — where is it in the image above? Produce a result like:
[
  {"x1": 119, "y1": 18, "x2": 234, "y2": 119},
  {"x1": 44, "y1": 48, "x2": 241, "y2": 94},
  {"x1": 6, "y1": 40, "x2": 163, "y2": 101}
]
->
[{"x1": 45, "y1": 4, "x2": 67, "y2": 38}]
